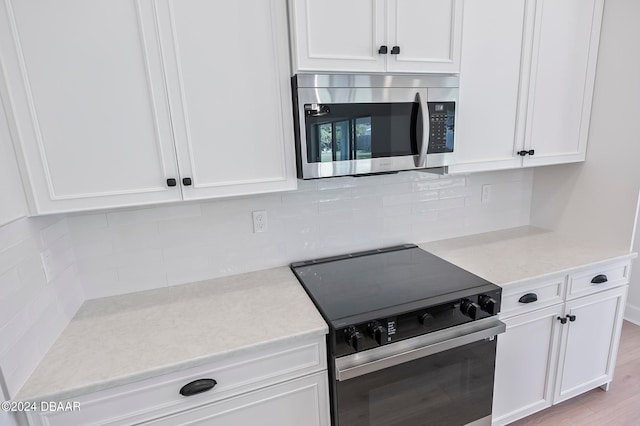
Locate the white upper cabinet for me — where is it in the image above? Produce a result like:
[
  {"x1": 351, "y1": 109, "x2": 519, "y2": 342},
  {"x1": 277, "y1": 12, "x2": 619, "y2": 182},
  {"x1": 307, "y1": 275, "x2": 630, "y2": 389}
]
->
[
  {"x1": 0, "y1": 0, "x2": 181, "y2": 214},
  {"x1": 450, "y1": 0, "x2": 604, "y2": 173},
  {"x1": 155, "y1": 0, "x2": 297, "y2": 200},
  {"x1": 288, "y1": 0, "x2": 462, "y2": 73},
  {"x1": 450, "y1": 0, "x2": 530, "y2": 173},
  {"x1": 0, "y1": 0, "x2": 296, "y2": 214},
  {"x1": 386, "y1": 0, "x2": 463, "y2": 73},
  {"x1": 523, "y1": 0, "x2": 603, "y2": 167},
  {"x1": 289, "y1": 0, "x2": 386, "y2": 73}
]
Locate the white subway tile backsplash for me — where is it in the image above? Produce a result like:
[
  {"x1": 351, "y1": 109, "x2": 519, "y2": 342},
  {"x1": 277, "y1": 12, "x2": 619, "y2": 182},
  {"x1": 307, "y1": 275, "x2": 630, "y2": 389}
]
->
[
  {"x1": 51, "y1": 266, "x2": 84, "y2": 319},
  {"x1": 31, "y1": 299, "x2": 67, "y2": 357},
  {"x1": 80, "y1": 268, "x2": 118, "y2": 300},
  {"x1": 0, "y1": 269, "x2": 21, "y2": 304},
  {"x1": 0, "y1": 306, "x2": 29, "y2": 356},
  {"x1": 106, "y1": 203, "x2": 202, "y2": 227},
  {"x1": 0, "y1": 237, "x2": 41, "y2": 277},
  {"x1": 1, "y1": 333, "x2": 41, "y2": 397},
  {"x1": 0, "y1": 218, "x2": 38, "y2": 249},
  {"x1": 0, "y1": 169, "x2": 534, "y2": 398},
  {"x1": 66, "y1": 212, "x2": 108, "y2": 230},
  {"x1": 39, "y1": 219, "x2": 68, "y2": 247},
  {"x1": 69, "y1": 170, "x2": 533, "y2": 301}
]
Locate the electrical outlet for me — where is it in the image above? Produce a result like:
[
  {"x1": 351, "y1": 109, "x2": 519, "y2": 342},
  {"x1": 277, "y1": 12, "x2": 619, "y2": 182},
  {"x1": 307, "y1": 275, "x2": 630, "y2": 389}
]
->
[
  {"x1": 481, "y1": 184, "x2": 492, "y2": 204},
  {"x1": 252, "y1": 210, "x2": 268, "y2": 233}
]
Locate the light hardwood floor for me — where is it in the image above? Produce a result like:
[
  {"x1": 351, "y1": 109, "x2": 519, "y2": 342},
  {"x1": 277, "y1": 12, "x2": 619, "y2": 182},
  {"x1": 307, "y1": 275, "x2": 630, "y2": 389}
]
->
[{"x1": 512, "y1": 320, "x2": 640, "y2": 426}]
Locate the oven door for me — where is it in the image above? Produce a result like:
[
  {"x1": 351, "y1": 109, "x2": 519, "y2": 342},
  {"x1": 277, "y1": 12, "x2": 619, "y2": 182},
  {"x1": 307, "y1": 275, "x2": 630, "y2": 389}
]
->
[{"x1": 334, "y1": 317, "x2": 505, "y2": 426}]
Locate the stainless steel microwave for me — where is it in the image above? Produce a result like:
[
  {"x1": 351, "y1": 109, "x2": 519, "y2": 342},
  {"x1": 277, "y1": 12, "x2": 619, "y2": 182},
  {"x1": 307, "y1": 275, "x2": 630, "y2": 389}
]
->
[{"x1": 292, "y1": 74, "x2": 459, "y2": 179}]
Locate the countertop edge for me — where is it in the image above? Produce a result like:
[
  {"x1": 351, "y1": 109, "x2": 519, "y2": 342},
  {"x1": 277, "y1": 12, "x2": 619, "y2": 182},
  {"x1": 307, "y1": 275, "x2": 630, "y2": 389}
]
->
[
  {"x1": 495, "y1": 252, "x2": 637, "y2": 287},
  {"x1": 15, "y1": 325, "x2": 328, "y2": 402}
]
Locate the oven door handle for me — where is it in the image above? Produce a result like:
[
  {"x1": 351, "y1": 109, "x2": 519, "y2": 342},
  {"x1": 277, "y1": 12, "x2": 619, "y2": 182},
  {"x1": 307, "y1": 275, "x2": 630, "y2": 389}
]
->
[
  {"x1": 414, "y1": 91, "x2": 430, "y2": 168},
  {"x1": 335, "y1": 317, "x2": 506, "y2": 382}
]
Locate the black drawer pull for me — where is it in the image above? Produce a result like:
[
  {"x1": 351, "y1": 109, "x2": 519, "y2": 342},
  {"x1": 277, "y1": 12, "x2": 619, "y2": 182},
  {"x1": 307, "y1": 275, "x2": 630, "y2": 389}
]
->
[
  {"x1": 179, "y1": 379, "x2": 217, "y2": 397},
  {"x1": 566, "y1": 314, "x2": 576, "y2": 322},
  {"x1": 591, "y1": 274, "x2": 608, "y2": 284},
  {"x1": 518, "y1": 293, "x2": 538, "y2": 304},
  {"x1": 167, "y1": 178, "x2": 177, "y2": 187},
  {"x1": 557, "y1": 316, "x2": 567, "y2": 324},
  {"x1": 378, "y1": 45, "x2": 388, "y2": 54}
]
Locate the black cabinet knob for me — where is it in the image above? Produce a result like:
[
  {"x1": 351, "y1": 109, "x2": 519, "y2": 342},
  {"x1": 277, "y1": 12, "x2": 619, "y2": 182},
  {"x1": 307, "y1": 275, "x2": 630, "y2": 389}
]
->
[
  {"x1": 557, "y1": 316, "x2": 568, "y2": 324},
  {"x1": 591, "y1": 274, "x2": 608, "y2": 284},
  {"x1": 167, "y1": 178, "x2": 177, "y2": 187},
  {"x1": 182, "y1": 177, "x2": 192, "y2": 186},
  {"x1": 390, "y1": 46, "x2": 400, "y2": 54},
  {"x1": 179, "y1": 379, "x2": 217, "y2": 397},
  {"x1": 528, "y1": 149, "x2": 535, "y2": 156},
  {"x1": 518, "y1": 150, "x2": 528, "y2": 156},
  {"x1": 566, "y1": 314, "x2": 577, "y2": 322},
  {"x1": 518, "y1": 293, "x2": 538, "y2": 304},
  {"x1": 378, "y1": 45, "x2": 388, "y2": 54}
]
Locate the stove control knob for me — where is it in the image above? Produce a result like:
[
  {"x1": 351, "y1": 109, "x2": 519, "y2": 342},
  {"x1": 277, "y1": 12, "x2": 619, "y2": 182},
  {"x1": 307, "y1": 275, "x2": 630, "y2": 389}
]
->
[
  {"x1": 369, "y1": 322, "x2": 388, "y2": 346},
  {"x1": 460, "y1": 299, "x2": 480, "y2": 320},
  {"x1": 478, "y1": 295, "x2": 498, "y2": 315},
  {"x1": 418, "y1": 312, "x2": 434, "y2": 325},
  {"x1": 345, "y1": 327, "x2": 363, "y2": 352}
]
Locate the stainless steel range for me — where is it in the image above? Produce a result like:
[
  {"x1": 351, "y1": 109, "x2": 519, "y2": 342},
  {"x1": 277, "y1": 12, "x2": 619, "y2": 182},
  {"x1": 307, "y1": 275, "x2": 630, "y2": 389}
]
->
[{"x1": 290, "y1": 244, "x2": 505, "y2": 426}]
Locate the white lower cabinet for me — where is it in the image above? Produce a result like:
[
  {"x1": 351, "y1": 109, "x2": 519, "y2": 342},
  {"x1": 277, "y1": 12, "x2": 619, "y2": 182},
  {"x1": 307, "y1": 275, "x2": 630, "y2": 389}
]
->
[
  {"x1": 555, "y1": 287, "x2": 627, "y2": 404},
  {"x1": 493, "y1": 260, "x2": 630, "y2": 425},
  {"x1": 25, "y1": 337, "x2": 329, "y2": 426},
  {"x1": 493, "y1": 305, "x2": 563, "y2": 424},
  {"x1": 143, "y1": 372, "x2": 329, "y2": 426}
]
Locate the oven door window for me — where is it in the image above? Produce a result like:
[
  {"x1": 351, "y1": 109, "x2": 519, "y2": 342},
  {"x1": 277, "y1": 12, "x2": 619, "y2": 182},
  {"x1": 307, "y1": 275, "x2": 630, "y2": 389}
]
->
[
  {"x1": 336, "y1": 339, "x2": 496, "y2": 426},
  {"x1": 305, "y1": 103, "x2": 420, "y2": 163}
]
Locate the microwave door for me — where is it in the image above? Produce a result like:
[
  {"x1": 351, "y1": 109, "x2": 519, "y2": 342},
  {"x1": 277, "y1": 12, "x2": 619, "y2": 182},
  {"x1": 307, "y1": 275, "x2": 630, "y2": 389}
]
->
[{"x1": 302, "y1": 101, "x2": 421, "y2": 178}]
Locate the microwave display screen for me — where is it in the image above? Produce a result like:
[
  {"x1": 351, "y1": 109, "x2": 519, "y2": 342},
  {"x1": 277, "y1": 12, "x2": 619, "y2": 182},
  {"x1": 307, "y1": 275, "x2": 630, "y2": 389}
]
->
[{"x1": 304, "y1": 102, "x2": 420, "y2": 164}]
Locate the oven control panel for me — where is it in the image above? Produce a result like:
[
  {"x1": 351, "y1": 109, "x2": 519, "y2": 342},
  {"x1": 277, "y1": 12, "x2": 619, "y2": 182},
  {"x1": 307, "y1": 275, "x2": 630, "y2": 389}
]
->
[{"x1": 334, "y1": 288, "x2": 502, "y2": 357}]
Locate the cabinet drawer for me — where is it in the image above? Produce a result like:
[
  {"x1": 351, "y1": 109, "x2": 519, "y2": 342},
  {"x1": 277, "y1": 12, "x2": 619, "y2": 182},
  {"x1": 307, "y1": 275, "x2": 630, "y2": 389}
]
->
[
  {"x1": 29, "y1": 337, "x2": 326, "y2": 426},
  {"x1": 567, "y1": 261, "x2": 631, "y2": 299},
  {"x1": 141, "y1": 372, "x2": 330, "y2": 426},
  {"x1": 499, "y1": 276, "x2": 565, "y2": 319}
]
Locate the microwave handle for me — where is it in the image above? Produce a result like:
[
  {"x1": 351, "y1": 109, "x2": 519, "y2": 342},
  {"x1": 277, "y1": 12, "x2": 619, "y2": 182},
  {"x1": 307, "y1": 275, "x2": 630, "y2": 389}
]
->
[{"x1": 414, "y1": 91, "x2": 429, "y2": 168}]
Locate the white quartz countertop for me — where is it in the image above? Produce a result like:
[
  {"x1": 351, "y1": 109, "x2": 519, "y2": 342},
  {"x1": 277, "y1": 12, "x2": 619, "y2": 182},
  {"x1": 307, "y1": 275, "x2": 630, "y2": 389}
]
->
[
  {"x1": 420, "y1": 226, "x2": 636, "y2": 286},
  {"x1": 15, "y1": 226, "x2": 636, "y2": 402},
  {"x1": 15, "y1": 267, "x2": 328, "y2": 401}
]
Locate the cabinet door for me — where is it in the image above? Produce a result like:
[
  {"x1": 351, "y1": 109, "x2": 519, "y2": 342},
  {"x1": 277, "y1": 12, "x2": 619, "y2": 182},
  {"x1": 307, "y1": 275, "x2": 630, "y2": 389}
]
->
[
  {"x1": 386, "y1": 0, "x2": 463, "y2": 73},
  {"x1": 0, "y1": 0, "x2": 182, "y2": 214},
  {"x1": 289, "y1": 0, "x2": 386, "y2": 73},
  {"x1": 155, "y1": 0, "x2": 297, "y2": 200},
  {"x1": 449, "y1": 0, "x2": 532, "y2": 174},
  {"x1": 554, "y1": 285, "x2": 627, "y2": 404},
  {"x1": 143, "y1": 372, "x2": 330, "y2": 426},
  {"x1": 523, "y1": 0, "x2": 604, "y2": 167},
  {"x1": 493, "y1": 304, "x2": 564, "y2": 426}
]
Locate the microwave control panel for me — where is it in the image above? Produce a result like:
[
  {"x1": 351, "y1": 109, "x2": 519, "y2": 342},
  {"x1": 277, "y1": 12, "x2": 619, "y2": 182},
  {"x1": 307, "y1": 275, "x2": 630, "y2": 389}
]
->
[{"x1": 427, "y1": 101, "x2": 455, "y2": 154}]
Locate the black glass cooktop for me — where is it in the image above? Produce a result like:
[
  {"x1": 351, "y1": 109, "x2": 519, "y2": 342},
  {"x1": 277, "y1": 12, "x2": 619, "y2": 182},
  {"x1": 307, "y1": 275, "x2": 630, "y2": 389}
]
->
[{"x1": 290, "y1": 244, "x2": 498, "y2": 327}]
